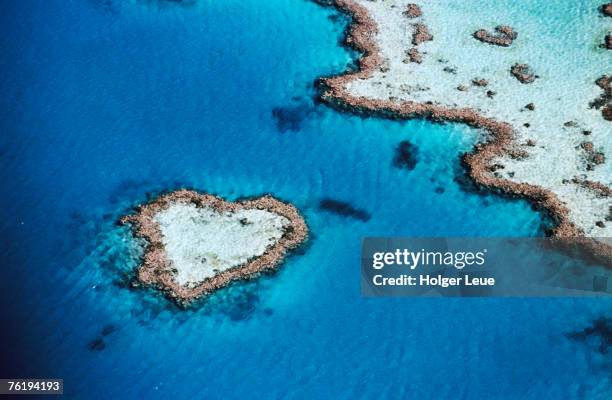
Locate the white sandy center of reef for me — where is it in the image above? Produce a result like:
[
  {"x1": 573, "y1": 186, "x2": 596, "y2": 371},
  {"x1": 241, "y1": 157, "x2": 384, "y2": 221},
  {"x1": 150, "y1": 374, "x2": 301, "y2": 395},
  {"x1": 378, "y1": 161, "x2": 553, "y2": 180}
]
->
[
  {"x1": 154, "y1": 203, "x2": 289, "y2": 287},
  {"x1": 342, "y1": 0, "x2": 611, "y2": 236}
]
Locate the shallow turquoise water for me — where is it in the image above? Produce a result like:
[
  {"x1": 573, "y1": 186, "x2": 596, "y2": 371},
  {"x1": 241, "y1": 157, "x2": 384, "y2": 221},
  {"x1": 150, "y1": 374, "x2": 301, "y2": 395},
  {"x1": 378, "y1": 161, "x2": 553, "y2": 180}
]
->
[{"x1": 0, "y1": 0, "x2": 610, "y2": 398}]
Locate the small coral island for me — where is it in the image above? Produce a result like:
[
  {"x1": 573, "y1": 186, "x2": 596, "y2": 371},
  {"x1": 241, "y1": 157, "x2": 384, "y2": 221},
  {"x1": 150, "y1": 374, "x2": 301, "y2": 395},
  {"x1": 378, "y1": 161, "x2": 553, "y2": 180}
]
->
[{"x1": 121, "y1": 190, "x2": 308, "y2": 304}]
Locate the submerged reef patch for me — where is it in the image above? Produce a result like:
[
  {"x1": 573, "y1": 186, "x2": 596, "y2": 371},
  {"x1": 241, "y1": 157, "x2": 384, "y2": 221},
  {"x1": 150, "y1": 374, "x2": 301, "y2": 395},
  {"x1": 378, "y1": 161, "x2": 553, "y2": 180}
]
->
[
  {"x1": 224, "y1": 289, "x2": 260, "y2": 322},
  {"x1": 591, "y1": 75, "x2": 612, "y2": 121},
  {"x1": 404, "y1": 47, "x2": 423, "y2": 64},
  {"x1": 272, "y1": 99, "x2": 315, "y2": 132},
  {"x1": 580, "y1": 141, "x2": 606, "y2": 171},
  {"x1": 393, "y1": 140, "x2": 418, "y2": 170},
  {"x1": 473, "y1": 25, "x2": 517, "y2": 47},
  {"x1": 101, "y1": 324, "x2": 118, "y2": 337},
  {"x1": 403, "y1": 4, "x2": 422, "y2": 18},
  {"x1": 87, "y1": 338, "x2": 106, "y2": 351},
  {"x1": 510, "y1": 63, "x2": 538, "y2": 84},
  {"x1": 319, "y1": 198, "x2": 371, "y2": 221},
  {"x1": 567, "y1": 317, "x2": 612, "y2": 355},
  {"x1": 120, "y1": 190, "x2": 308, "y2": 305},
  {"x1": 412, "y1": 23, "x2": 433, "y2": 46}
]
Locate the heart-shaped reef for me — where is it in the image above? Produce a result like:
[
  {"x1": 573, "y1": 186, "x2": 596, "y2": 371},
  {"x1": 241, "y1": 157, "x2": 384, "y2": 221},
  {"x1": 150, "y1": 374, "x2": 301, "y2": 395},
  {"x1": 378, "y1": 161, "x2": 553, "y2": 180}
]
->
[{"x1": 120, "y1": 190, "x2": 308, "y2": 304}]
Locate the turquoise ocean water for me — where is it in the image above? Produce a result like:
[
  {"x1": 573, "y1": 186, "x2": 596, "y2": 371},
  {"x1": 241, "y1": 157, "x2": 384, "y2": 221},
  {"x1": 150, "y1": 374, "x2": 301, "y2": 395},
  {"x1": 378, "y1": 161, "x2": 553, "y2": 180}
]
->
[{"x1": 0, "y1": 0, "x2": 610, "y2": 398}]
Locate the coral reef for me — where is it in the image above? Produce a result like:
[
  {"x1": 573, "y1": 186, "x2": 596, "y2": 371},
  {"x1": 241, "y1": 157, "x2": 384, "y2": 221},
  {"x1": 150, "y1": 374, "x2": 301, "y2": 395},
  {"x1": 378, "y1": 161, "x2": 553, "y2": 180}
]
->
[
  {"x1": 473, "y1": 25, "x2": 517, "y2": 47},
  {"x1": 121, "y1": 190, "x2": 308, "y2": 304}
]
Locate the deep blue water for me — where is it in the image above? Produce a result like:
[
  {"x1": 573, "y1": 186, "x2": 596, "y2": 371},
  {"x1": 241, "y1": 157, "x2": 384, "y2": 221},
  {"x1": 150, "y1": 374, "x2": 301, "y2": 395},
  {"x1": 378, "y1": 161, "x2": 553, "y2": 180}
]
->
[{"x1": 0, "y1": 0, "x2": 610, "y2": 398}]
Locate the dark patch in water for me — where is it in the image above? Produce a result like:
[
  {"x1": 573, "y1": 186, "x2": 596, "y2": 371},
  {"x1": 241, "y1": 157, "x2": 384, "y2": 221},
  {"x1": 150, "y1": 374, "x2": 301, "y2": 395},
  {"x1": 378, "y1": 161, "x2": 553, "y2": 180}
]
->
[
  {"x1": 199, "y1": 286, "x2": 261, "y2": 322},
  {"x1": 271, "y1": 99, "x2": 314, "y2": 132},
  {"x1": 124, "y1": 286, "x2": 184, "y2": 326},
  {"x1": 226, "y1": 291, "x2": 259, "y2": 321},
  {"x1": 88, "y1": 338, "x2": 106, "y2": 351},
  {"x1": 101, "y1": 324, "x2": 118, "y2": 337},
  {"x1": 291, "y1": 244, "x2": 309, "y2": 256},
  {"x1": 327, "y1": 13, "x2": 343, "y2": 23},
  {"x1": 434, "y1": 187, "x2": 445, "y2": 194},
  {"x1": 112, "y1": 275, "x2": 131, "y2": 289},
  {"x1": 180, "y1": 281, "x2": 263, "y2": 321},
  {"x1": 567, "y1": 317, "x2": 612, "y2": 355},
  {"x1": 319, "y1": 198, "x2": 371, "y2": 222},
  {"x1": 263, "y1": 308, "x2": 274, "y2": 316},
  {"x1": 453, "y1": 160, "x2": 484, "y2": 194},
  {"x1": 393, "y1": 140, "x2": 418, "y2": 170}
]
